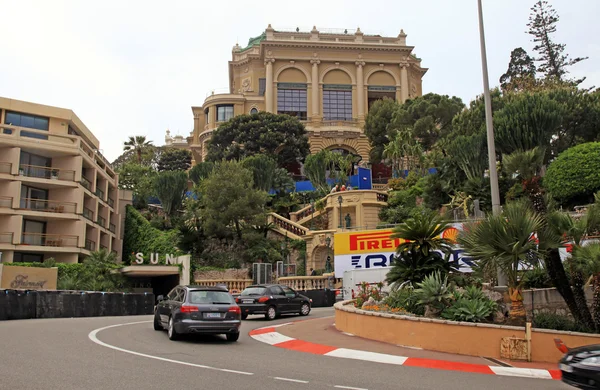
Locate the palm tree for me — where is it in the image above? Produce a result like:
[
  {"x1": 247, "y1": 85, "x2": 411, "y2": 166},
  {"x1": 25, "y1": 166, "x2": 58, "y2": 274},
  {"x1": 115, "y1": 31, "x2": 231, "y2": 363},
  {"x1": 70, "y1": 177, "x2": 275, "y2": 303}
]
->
[
  {"x1": 502, "y1": 146, "x2": 546, "y2": 213},
  {"x1": 123, "y1": 136, "x2": 153, "y2": 164},
  {"x1": 572, "y1": 243, "x2": 600, "y2": 330},
  {"x1": 386, "y1": 210, "x2": 454, "y2": 287},
  {"x1": 458, "y1": 201, "x2": 543, "y2": 323}
]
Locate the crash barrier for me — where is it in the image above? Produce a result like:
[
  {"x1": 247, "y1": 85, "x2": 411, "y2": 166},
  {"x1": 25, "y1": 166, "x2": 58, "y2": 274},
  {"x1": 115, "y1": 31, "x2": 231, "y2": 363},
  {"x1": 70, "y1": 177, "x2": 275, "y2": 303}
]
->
[
  {"x1": 0, "y1": 289, "x2": 155, "y2": 321},
  {"x1": 298, "y1": 289, "x2": 337, "y2": 308}
]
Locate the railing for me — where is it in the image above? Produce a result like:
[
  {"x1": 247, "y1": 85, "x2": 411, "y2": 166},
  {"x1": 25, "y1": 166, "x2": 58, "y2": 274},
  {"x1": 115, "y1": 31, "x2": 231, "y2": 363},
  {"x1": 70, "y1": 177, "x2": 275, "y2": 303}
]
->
[
  {"x1": 107, "y1": 197, "x2": 115, "y2": 207},
  {"x1": 83, "y1": 207, "x2": 94, "y2": 221},
  {"x1": 78, "y1": 139, "x2": 114, "y2": 172},
  {"x1": 109, "y1": 223, "x2": 116, "y2": 233},
  {"x1": 100, "y1": 244, "x2": 108, "y2": 250},
  {"x1": 277, "y1": 276, "x2": 342, "y2": 291},
  {"x1": 193, "y1": 279, "x2": 253, "y2": 293},
  {"x1": 321, "y1": 119, "x2": 360, "y2": 127},
  {"x1": 0, "y1": 232, "x2": 13, "y2": 244},
  {"x1": 21, "y1": 233, "x2": 78, "y2": 247},
  {"x1": 0, "y1": 196, "x2": 13, "y2": 208},
  {"x1": 95, "y1": 187, "x2": 105, "y2": 200},
  {"x1": 205, "y1": 87, "x2": 231, "y2": 98},
  {"x1": 19, "y1": 198, "x2": 77, "y2": 214},
  {"x1": 373, "y1": 183, "x2": 388, "y2": 191},
  {"x1": 377, "y1": 192, "x2": 389, "y2": 202},
  {"x1": 81, "y1": 176, "x2": 92, "y2": 191},
  {"x1": 18, "y1": 164, "x2": 75, "y2": 181},
  {"x1": 97, "y1": 216, "x2": 106, "y2": 228},
  {"x1": 0, "y1": 162, "x2": 11, "y2": 174},
  {"x1": 295, "y1": 205, "x2": 315, "y2": 221},
  {"x1": 1, "y1": 125, "x2": 78, "y2": 146},
  {"x1": 268, "y1": 212, "x2": 309, "y2": 237},
  {"x1": 85, "y1": 239, "x2": 96, "y2": 251}
]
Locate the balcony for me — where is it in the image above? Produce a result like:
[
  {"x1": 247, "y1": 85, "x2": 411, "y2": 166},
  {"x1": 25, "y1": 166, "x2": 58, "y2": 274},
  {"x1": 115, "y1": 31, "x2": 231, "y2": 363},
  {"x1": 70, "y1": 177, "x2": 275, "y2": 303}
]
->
[
  {"x1": 321, "y1": 119, "x2": 360, "y2": 128},
  {"x1": 81, "y1": 176, "x2": 92, "y2": 191},
  {"x1": 0, "y1": 232, "x2": 13, "y2": 244},
  {"x1": 19, "y1": 198, "x2": 77, "y2": 214},
  {"x1": 21, "y1": 233, "x2": 78, "y2": 247},
  {"x1": 97, "y1": 216, "x2": 106, "y2": 228},
  {"x1": 85, "y1": 239, "x2": 96, "y2": 251},
  {"x1": 100, "y1": 244, "x2": 108, "y2": 250},
  {"x1": 83, "y1": 207, "x2": 94, "y2": 221},
  {"x1": 95, "y1": 187, "x2": 105, "y2": 200},
  {"x1": 1, "y1": 125, "x2": 78, "y2": 146},
  {"x1": 107, "y1": 197, "x2": 115, "y2": 208},
  {"x1": 19, "y1": 164, "x2": 75, "y2": 182},
  {"x1": 109, "y1": 223, "x2": 116, "y2": 233},
  {"x1": 0, "y1": 196, "x2": 12, "y2": 208},
  {"x1": 0, "y1": 162, "x2": 11, "y2": 174}
]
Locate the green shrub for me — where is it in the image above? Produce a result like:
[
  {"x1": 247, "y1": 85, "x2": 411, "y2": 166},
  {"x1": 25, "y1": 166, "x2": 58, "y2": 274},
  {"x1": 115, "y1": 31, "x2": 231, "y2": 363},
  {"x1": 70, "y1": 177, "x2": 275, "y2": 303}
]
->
[
  {"x1": 545, "y1": 142, "x2": 600, "y2": 203},
  {"x1": 522, "y1": 267, "x2": 553, "y2": 289},
  {"x1": 384, "y1": 287, "x2": 425, "y2": 315},
  {"x1": 414, "y1": 271, "x2": 453, "y2": 310},
  {"x1": 462, "y1": 285, "x2": 486, "y2": 301},
  {"x1": 442, "y1": 298, "x2": 497, "y2": 322},
  {"x1": 5, "y1": 262, "x2": 83, "y2": 281},
  {"x1": 533, "y1": 312, "x2": 593, "y2": 333},
  {"x1": 447, "y1": 273, "x2": 483, "y2": 288}
]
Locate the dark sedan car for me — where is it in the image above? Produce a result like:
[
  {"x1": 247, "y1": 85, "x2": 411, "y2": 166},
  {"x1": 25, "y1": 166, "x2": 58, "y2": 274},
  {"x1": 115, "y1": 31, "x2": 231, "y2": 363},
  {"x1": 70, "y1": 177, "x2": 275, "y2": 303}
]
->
[
  {"x1": 560, "y1": 344, "x2": 600, "y2": 389},
  {"x1": 154, "y1": 285, "x2": 241, "y2": 341},
  {"x1": 235, "y1": 284, "x2": 311, "y2": 320}
]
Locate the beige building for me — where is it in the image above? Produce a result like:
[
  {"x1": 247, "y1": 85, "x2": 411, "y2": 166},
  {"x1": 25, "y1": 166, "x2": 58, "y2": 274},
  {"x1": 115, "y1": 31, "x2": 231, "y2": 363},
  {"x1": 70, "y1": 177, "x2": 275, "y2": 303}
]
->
[
  {"x1": 0, "y1": 97, "x2": 128, "y2": 264},
  {"x1": 188, "y1": 25, "x2": 426, "y2": 169}
]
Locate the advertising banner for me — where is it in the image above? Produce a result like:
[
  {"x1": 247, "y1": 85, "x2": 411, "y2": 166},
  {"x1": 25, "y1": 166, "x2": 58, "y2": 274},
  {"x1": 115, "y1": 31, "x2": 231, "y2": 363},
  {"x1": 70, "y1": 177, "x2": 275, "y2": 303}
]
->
[{"x1": 0, "y1": 264, "x2": 58, "y2": 290}]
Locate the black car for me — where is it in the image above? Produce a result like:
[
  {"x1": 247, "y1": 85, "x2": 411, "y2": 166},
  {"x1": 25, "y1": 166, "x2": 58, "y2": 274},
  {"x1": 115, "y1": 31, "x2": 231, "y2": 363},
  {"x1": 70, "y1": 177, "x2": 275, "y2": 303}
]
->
[
  {"x1": 154, "y1": 285, "x2": 241, "y2": 341},
  {"x1": 560, "y1": 344, "x2": 600, "y2": 389},
  {"x1": 235, "y1": 284, "x2": 311, "y2": 320}
]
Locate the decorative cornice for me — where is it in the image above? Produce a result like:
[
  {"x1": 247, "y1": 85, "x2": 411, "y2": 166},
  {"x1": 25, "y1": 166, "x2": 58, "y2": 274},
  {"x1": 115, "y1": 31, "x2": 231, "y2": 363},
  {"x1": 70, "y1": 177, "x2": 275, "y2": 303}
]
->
[
  {"x1": 355, "y1": 61, "x2": 366, "y2": 67},
  {"x1": 264, "y1": 58, "x2": 275, "y2": 65},
  {"x1": 310, "y1": 59, "x2": 321, "y2": 65},
  {"x1": 260, "y1": 41, "x2": 415, "y2": 53}
]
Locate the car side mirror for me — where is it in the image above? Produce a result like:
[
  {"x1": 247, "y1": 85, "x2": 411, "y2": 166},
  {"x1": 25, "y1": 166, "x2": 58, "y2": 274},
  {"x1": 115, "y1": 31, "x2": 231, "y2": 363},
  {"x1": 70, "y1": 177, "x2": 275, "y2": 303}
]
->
[{"x1": 157, "y1": 295, "x2": 164, "y2": 302}]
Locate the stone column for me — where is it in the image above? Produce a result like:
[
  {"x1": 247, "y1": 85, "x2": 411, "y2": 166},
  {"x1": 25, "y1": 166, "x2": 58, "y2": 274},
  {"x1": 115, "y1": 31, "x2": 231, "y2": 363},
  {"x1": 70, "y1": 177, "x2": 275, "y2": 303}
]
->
[
  {"x1": 355, "y1": 61, "x2": 365, "y2": 120},
  {"x1": 265, "y1": 58, "x2": 275, "y2": 113},
  {"x1": 399, "y1": 61, "x2": 409, "y2": 103},
  {"x1": 310, "y1": 59, "x2": 320, "y2": 119}
]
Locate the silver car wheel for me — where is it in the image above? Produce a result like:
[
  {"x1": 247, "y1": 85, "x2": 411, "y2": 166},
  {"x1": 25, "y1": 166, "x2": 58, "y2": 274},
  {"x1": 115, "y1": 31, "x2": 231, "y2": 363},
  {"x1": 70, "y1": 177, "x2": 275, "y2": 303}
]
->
[
  {"x1": 301, "y1": 303, "x2": 310, "y2": 315},
  {"x1": 168, "y1": 317, "x2": 173, "y2": 338},
  {"x1": 267, "y1": 306, "x2": 276, "y2": 320}
]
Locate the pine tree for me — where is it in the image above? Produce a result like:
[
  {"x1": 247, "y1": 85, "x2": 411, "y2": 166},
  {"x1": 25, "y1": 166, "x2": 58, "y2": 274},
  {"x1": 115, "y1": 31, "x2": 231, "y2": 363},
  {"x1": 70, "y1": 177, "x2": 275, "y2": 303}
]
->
[
  {"x1": 527, "y1": 0, "x2": 587, "y2": 84},
  {"x1": 499, "y1": 47, "x2": 537, "y2": 91}
]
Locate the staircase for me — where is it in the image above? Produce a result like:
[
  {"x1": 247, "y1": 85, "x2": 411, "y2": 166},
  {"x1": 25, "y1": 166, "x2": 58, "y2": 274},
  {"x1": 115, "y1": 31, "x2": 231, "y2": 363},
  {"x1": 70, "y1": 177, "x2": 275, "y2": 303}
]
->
[{"x1": 267, "y1": 212, "x2": 309, "y2": 240}]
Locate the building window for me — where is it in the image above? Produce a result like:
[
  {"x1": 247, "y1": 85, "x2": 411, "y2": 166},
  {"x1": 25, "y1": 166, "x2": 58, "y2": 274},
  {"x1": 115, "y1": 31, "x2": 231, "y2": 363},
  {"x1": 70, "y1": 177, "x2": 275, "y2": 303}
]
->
[
  {"x1": 5, "y1": 111, "x2": 49, "y2": 139},
  {"x1": 68, "y1": 126, "x2": 79, "y2": 136},
  {"x1": 277, "y1": 83, "x2": 307, "y2": 120},
  {"x1": 250, "y1": 108, "x2": 259, "y2": 115},
  {"x1": 20, "y1": 185, "x2": 49, "y2": 210},
  {"x1": 204, "y1": 108, "x2": 210, "y2": 124},
  {"x1": 20, "y1": 151, "x2": 51, "y2": 178},
  {"x1": 259, "y1": 78, "x2": 266, "y2": 96},
  {"x1": 22, "y1": 219, "x2": 46, "y2": 246},
  {"x1": 323, "y1": 85, "x2": 352, "y2": 121},
  {"x1": 216, "y1": 105, "x2": 234, "y2": 122},
  {"x1": 13, "y1": 252, "x2": 44, "y2": 263}
]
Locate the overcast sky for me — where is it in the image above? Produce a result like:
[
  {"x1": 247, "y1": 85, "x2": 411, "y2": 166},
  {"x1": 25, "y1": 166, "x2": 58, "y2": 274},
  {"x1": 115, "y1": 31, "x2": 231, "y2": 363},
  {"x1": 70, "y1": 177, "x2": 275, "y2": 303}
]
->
[{"x1": 1, "y1": 0, "x2": 597, "y2": 161}]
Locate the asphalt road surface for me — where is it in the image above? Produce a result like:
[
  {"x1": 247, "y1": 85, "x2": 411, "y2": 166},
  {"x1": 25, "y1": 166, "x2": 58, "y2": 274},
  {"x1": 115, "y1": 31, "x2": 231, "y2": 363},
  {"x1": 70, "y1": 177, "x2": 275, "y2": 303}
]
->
[{"x1": 0, "y1": 307, "x2": 572, "y2": 390}]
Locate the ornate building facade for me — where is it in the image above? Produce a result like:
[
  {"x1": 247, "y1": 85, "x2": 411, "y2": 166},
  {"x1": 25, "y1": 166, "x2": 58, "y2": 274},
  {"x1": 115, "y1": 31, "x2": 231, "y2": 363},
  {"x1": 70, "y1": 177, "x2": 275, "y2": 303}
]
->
[{"x1": 188, "y1": 25, "x2": 426, "y2": 168}]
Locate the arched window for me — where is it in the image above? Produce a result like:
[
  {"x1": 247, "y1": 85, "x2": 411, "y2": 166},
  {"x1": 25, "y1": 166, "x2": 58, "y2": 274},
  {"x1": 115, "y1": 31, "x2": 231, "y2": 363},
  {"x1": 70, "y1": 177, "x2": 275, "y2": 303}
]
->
[{"x1": 250, "y1": 107, "x2": 259, "y2": 115}]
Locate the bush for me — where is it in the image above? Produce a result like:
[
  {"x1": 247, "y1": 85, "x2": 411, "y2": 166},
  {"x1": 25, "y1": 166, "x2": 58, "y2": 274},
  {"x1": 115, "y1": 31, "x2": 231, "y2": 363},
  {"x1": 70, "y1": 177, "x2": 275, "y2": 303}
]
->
[
  {"x1": 522, "y1": 267, "x2": 553, "y2": 289},
  {"x1": 545, "y1": 142, "x2": 600, "y2": 203},
  {"x1": 354, "y1": 282, "x2": 384, "y2": 308},
  {"x1": 442, "y1": 298, "x2": 496, "y2": 323},
  {"x1": 5, "y1": 262, "x2": 83, "y2": 281},
  {"x1": 533, "y1": 312, "x2": 593, "y2": 333},
  {"x1": 384, "y1": 287, "x2": 425, "y2": 315},
  {"x1": 447, "y1": 273, "x2": 483, "y2": 289},
  {"x1": 414, "y1": 271, "x2": 453, "y2": 311}
]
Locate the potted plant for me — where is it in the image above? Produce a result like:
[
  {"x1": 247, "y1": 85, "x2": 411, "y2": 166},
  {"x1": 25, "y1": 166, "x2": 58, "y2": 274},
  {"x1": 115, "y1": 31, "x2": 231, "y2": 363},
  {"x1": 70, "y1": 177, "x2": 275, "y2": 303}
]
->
[
  {"x1": 51, "y1": 169, "x2": 59, "y2": 179},
  {"x1": 18, "y1": 167, "x2": 24, "y2": 176}
]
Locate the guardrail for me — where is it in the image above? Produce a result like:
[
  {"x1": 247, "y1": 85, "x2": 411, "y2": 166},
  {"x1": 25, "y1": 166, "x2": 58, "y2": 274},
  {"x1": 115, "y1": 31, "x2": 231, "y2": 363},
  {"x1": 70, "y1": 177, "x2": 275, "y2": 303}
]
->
[
  {"x1": 194, "y1": 279, "x2": 253, "y2": 293},
  {"x1": 81, "y1": 176, "x2": 92, "y2": 191},
  {"x1": 85, "y1": 239, "x2": 96, "y2": 251},
  {"x1": 0, "y1": 196, "x2": 13, "y2": 208},
  {"x1": 83, "y1": 207, "x2": 94, "y2": 221},
  {"x1": 18, "y1": 164, "x2": 75, "y2": 181},
  {"x1": 268, "y1": 212, "x2": 309, "y2": 237},
  {"x1": 21, "y1": 233, "x2": 78, "y2": 247},
  {"x1": 277, "y1": 275, "x2": 342, "y2": 291},
  {"x1": 19, "y1": 198, "x2": 77, "y2": 214}
]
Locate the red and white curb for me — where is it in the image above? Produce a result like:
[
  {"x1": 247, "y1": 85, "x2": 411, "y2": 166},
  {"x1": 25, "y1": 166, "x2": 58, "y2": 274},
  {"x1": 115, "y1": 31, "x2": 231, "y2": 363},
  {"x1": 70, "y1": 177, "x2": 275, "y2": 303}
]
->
[{"x1": 249, "y1": 324, "x2": 561, "y2": 381}]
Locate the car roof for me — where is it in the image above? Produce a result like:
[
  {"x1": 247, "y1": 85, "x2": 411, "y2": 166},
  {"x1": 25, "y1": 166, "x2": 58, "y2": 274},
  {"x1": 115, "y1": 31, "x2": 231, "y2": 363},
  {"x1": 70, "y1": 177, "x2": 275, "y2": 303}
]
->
[{"x1": 184, "y1": 285, "x2": 229, "y2": 291}]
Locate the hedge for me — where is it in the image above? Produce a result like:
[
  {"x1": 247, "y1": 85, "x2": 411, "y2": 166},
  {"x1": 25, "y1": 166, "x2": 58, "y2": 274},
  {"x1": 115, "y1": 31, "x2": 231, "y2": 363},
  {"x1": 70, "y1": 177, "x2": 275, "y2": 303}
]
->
[
  {"x1": 545, "y1": 142, "x2": 600, "y2": 202},
  {"x1": 122, "y1": 205, "x2": 183, "y2": 264}
]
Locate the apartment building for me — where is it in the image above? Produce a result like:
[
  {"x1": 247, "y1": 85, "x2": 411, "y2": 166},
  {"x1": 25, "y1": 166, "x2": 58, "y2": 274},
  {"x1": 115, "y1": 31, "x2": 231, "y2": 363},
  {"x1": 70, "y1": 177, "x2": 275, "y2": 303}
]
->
[
  {"x1": 188, "y1": 25, "x2": 427, "y2": 175},
  {"x1": 0, "y1": 97, "x2": 127, "y2": 264}
]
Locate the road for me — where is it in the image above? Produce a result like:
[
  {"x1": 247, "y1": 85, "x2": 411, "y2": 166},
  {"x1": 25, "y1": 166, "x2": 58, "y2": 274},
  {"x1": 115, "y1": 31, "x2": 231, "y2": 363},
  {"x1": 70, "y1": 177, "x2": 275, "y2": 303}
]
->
[{"x1": 0, "y1": 307, "x2": 572, "y2": 390}]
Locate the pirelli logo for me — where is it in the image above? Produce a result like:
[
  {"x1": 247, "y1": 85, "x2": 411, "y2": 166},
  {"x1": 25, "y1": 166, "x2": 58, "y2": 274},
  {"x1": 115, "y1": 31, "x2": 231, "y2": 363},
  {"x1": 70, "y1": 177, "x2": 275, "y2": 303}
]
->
[{"x1": 334, "y1": 229, "x2": 403, "y2": 255}]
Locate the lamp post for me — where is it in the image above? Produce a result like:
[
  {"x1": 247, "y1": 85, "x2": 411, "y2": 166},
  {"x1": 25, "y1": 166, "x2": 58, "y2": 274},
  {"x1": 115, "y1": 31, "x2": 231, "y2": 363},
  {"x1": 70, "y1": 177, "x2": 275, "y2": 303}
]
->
[
  {"x1": 478, "y1": 0, "x2": 507, "y2": 288},
  {"x1": 337, "y1": 195, "x2": 343, "y2": 229},
  {"x1": 324, "y1": 236, "x2": 332, "y2": 274},
  {"x1": 280, "y1": 240, "x2": 288, "y2": 277}
]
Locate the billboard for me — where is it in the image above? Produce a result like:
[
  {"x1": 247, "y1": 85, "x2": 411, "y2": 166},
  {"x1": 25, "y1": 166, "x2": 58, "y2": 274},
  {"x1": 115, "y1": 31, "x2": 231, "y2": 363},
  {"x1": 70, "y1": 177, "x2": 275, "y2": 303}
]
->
[{"x1": 0, "y1": 264, "x2": 58, "y2": 290}]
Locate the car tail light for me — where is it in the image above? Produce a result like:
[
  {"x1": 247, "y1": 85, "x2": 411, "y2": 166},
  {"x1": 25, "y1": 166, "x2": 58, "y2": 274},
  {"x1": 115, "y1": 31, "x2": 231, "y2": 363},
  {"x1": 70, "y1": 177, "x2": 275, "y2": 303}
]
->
[
  {"x1": 180, "y1": 305, "x2": 199, "y2": 313},
  {"x1": 228, "y1": 306, "x2": 241, "y2": 315},
  {"x1": 258, "y1": 296, "x2": 269, "y2": 303},
  {"x1": 235, "y1": 298, "x2": 241, "y2": 303}
]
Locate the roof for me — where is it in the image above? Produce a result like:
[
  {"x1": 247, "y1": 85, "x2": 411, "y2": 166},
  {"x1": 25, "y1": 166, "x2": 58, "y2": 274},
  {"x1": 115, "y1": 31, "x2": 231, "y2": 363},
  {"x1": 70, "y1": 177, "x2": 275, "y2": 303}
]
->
[{"x1": 241, "y1": 32, "x2": 266, "y2": 51}]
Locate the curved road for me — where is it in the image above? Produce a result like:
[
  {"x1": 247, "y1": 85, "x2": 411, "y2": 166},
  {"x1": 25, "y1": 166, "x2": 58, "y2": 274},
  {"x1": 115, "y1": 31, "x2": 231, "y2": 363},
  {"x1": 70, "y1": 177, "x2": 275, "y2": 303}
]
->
[{"x1": 0, "y1": 308, "x2": 571, "y2": 390}]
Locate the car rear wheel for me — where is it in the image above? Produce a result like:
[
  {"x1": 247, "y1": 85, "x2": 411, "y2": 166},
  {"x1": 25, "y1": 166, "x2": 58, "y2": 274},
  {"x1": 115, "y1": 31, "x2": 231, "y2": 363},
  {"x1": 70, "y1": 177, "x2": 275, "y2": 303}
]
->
[
  {"x1": 300, "y1": 303, "x2": 311, "y2": 316},
  {"x1": 226, "y1": 332, "x2": 240, "y2": 342},
  {"x1": 167, "y1": 316, "x2": 179, "y2": 341},
  {"x1": 153, "y1": 313, "x2": 163, "y2": 330},
  {"x1": 265, "y1": 306, "x2": 277, "y2": 321}
]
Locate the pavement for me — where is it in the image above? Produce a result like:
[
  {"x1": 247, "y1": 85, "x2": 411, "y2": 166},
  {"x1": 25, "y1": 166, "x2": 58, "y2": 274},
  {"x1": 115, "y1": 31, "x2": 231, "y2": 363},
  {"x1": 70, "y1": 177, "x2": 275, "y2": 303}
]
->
[
  {"x1": 249, "y1": 316, "x2": 562, "y2": 380},
  {"x1": 0, "y1": 307, "x2": 573, "y2": 390}
]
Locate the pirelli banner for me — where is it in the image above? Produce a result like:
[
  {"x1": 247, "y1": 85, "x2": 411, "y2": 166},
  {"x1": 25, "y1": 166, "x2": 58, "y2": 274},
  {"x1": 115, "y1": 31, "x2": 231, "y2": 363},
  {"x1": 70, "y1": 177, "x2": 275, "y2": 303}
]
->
[{"x1": 333, "y1": 226, "x2": 471, "y2": 278}]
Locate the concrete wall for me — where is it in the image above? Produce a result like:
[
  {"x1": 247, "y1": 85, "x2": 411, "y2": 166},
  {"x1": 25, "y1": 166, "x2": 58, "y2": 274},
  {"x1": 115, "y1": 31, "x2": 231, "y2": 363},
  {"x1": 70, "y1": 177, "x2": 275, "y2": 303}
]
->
[
  {"x1": 523, "y1": 287, "x2": 593, "y2": 318},
  {"x1": 334, "y1": 301, "x2": 600, "y2": 363}
]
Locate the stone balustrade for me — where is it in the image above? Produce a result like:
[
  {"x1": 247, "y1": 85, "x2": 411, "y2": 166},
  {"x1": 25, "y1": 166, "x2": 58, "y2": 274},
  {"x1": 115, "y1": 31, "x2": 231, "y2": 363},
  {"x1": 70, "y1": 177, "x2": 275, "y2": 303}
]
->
[
  {"x1": 194, "y1": 279, "x2": 253, "y2": 293},
  {"x1": 277, "y1": 275, "x2": 342, "y2": 291}
]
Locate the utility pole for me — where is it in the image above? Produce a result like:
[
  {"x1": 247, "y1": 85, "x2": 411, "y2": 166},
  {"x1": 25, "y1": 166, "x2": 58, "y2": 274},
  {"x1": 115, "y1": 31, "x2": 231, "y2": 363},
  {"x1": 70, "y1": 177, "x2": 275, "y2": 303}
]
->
[{"x1": 477, "y1": 0, "x2": 507, "y2": 287}]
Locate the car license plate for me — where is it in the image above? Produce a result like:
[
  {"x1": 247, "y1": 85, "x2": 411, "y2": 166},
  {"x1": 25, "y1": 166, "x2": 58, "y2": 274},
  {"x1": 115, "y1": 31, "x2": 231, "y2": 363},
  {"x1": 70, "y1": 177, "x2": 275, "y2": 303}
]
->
[
  {"x1": 560, "y1": 363, "x2": 574, "y2": 373},
  {"x1": 243, "y1": 300, "x2": 254, "y2": 304},
  {"x1": 205, "y1": 312, "x2": 221, "y2": 318}
]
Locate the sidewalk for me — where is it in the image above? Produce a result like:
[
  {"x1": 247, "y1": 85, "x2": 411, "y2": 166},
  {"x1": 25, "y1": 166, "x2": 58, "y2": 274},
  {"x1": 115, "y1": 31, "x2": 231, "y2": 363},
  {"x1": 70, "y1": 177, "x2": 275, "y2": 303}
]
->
[{"x1": 249, "y1": 316, "x2": 562, "y2": 380}]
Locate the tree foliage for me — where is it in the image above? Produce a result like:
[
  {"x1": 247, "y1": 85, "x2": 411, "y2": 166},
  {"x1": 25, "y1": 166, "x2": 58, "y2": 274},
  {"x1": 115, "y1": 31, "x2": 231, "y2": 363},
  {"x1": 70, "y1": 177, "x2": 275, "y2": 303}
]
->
[
  {"x1": 364, "y1": 98, "x2": 398, "y2": 163},
  {"x1": 117, "y1": 162, "x2": 157, "y2": 208},
  {"x1": 154, "y1": 170, "x2": 189, "y2": 217},
  {"x1": 123, "y1": 135, "x2": 154, "y2": 164},
  {"x1": 500, "y1": 47, "x2": 537, "y2": 92},
  {"x1": 242, "y1": 155, "x2": 278, "y2": 192},
  {"x1": 544, "y1": 142, "x2": 600, "y2": 203},
  {"x1": 527, "y1": 0, "x2": 588, "y2": 83},
  {"x1": 205, "y1": 112, "x2": 310, "y2": 165},
  {"x1": 188, "y1": 162, "x2": 215, "y2": 185},
  {"x1": 157, "y1": 148, "x2": 192, "y2": 172}
]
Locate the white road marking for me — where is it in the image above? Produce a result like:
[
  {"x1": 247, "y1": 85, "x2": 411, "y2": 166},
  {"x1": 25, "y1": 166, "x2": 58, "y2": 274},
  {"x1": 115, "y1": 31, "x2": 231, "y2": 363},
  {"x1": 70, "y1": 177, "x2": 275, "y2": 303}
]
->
[
  {"x1": 88, "y1": 320, "x2": 253, "y2": 376},
  {"x1": 250, "y1": 332, "x2": 295, "y2": 345},
  {"x1": 325, "y1": 348, "x2": 408, "y2": 365},
  {"x1": 489, "y1": 366, "x2": 553, "y2": 379},
  {"x1": 273, "y1": 377, "x2": 309, "y2": 384},
  {"x1": 334, "y1": 386, "x2": 368, "y2": 390}
]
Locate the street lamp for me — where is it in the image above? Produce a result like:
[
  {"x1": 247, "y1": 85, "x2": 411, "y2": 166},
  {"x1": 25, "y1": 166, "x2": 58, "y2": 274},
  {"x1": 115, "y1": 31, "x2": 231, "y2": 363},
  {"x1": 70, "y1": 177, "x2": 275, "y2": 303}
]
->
[
  {"x1": 324, "y1": 236, "x2": 332, "y2": 274},
  {"x1": 280, "y1": 240, "x2": 287, "y2": 277},
  {"x1": 337, "y1": 195, "x2": 343, "y2": 229}
]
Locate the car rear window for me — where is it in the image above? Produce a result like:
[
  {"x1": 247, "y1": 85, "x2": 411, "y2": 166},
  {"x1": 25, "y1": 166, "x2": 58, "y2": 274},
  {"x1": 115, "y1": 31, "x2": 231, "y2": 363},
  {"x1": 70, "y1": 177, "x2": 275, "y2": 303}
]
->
[
  {"x1": 241, "y1": 287, "x2": 267, "y2": 296},
  {"x1": 189, "y1": 290, "x2": 233, "y2": 304}
]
